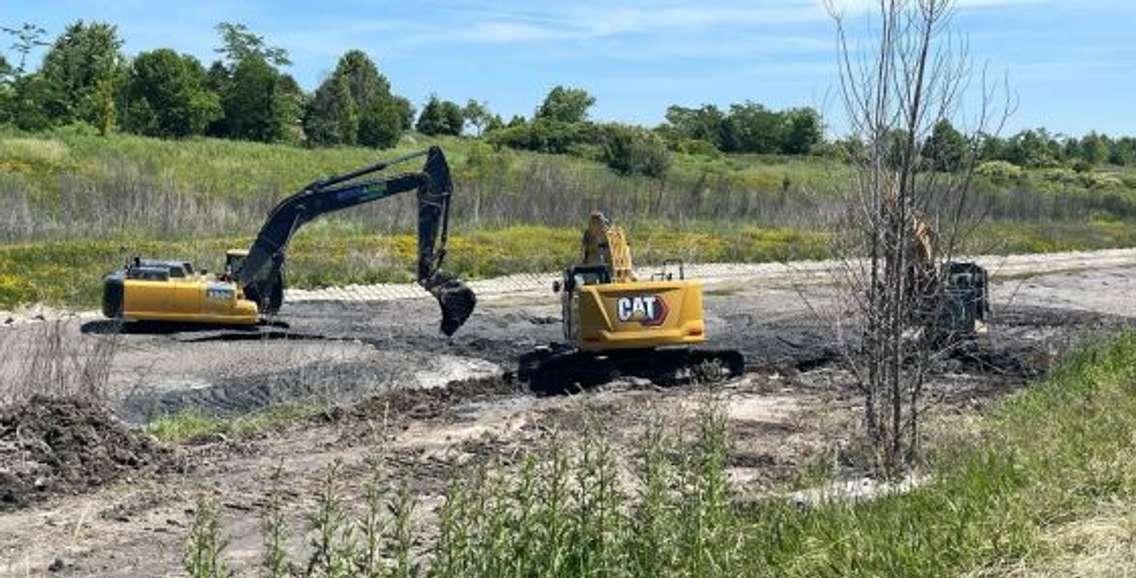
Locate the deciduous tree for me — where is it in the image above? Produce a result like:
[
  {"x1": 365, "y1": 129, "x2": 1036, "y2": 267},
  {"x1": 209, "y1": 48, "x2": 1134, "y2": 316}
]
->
[
  {"x1": 214, "y1": 22, "x2": 290, "y2": 67},
  {"x1": 221, "y1": 56, "x2": 285, "y2": 142},
  {"x1": 416, "y1": 95, "x2": 463, "y2": 136},
  {"x1": 823, "y1": 0, "x2": 1012, "y2": 475},
  {"x1": 1, "y1": 23, "x2": 49, "y2": 76},
  {"x1": 303, "y1": 50, "x2": 407, "y2": 148},
  {"x1": 462, "y1": 99, "x2": 491, "y2": 136},
  {"x1": 125, "y1": 49, "x2": 220, "y2": 137},
  {"x1": 781, "y1": 108, "x2": 824, "y2": 155},
  {"x1": 535, "y1": 86, "x2": 595, "y2": 124},
  {"x1": 40, "y1": 21, "x2": 125, "y2": 132},
  {"x1": 922, "y1": 119, "x2": 967, "y2": 171}
]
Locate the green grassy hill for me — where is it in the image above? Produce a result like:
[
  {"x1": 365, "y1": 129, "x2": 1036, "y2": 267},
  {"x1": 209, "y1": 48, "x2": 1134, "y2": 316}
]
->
[{"x1": 0, "y1": 128, "x2": 851, "y2": 204}]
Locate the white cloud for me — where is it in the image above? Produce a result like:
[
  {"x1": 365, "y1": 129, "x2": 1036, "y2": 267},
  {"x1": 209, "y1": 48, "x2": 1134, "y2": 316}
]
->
[
  {"x1": 447, "y1": 0, "x2": 1053, "y2": 46},
  {"x1": 411, "y1": 2, "x2": 829, "y2": 46},
  {"x1": 454, "y1": 21, "x2": 579, "y2": 43},
  {"x1": 821, "y1": 0, "x2": 1051, "y2": 15},
  {"x1": 327, "y1": 0, "x2": 1057, "y2": 53}
]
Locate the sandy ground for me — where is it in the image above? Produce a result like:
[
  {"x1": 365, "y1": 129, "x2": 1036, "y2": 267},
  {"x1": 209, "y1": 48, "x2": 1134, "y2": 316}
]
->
[{"x1": 1, "y1": 249, "x2": 1134, "y2": 576}]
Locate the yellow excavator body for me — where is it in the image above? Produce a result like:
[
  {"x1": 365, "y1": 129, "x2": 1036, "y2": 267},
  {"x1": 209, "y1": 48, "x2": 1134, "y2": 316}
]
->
[
  {"x1": 570, "y1": 279, "x2": 706, "y2": 352},
  {"x1": 520, "y1": 211, "x2": 741, "y2": 392},
  {"x1": 120, "y1": 278, "x2": 259, "y2": 325},
  {"x1": 560, "y1": 212, "x2": 707, "y2": 351},
  {"x1": 105, "y1": 257, "x2": 259, "y2": 325}
]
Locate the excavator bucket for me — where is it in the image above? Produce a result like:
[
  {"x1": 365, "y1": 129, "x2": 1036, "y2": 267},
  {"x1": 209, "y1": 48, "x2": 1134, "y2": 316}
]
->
[{"x1": 423, "y1": 270, "x2": 476, "y2": 336}]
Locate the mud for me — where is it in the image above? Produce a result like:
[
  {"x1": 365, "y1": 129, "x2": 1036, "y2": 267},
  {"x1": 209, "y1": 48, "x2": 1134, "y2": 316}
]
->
[
  {"x1": 52, "y1": 280, "x2": 1136, "y2": 425},
  {"x1": 96, "y1": 293, "x2": 845, "y2": 421},
  {"x1": 0, "y1": 396, "x2": 163, "y2": 511}
]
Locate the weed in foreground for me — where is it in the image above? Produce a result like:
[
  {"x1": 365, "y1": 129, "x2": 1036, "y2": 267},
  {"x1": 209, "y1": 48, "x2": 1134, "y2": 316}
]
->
[
  {"x1": 261, "y1": 465, "x2": 291, "y2": 578},
  {"x1": 183, "y1": 338, "x2": 1136, "y2": 577},
  {"x1": 183, "y1": 394, "x2": 737, "y2": 577},
  {"x1": 306, "y1": 462, "x2": 356, "y2": 578},
  {"x1": 184, "y1": 493, "x2": 232, "y2": 578},
  {"x1": 424, "y1": 397, "x2": 737, "y2": 578}
]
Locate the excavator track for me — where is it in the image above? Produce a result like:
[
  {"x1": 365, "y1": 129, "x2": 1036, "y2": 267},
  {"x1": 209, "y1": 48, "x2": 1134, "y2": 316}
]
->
[{"x1": 517, "y1": 345, "x2": 745, "y2": 395}]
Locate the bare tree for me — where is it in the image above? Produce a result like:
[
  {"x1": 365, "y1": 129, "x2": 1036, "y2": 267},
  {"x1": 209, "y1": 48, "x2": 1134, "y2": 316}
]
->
[{"x1": 823, "y1": 0, "x2": 1014, "y2": 475}]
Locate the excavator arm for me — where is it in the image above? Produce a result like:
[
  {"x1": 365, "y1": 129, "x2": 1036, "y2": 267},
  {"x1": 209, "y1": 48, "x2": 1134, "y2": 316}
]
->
[
  {"x1": 581, "y1": 212, "x2": 634, "y2": 283},
  {"x1": 236, "y1": 146, "x2": 475, "y2": 336}
]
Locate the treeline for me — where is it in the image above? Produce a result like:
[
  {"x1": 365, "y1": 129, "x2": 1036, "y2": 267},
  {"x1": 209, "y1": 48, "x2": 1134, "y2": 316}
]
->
[
  {"x1": 0, "y1": 20, "x2": 825, "y2": 177},
  {"x1": 977, "y1": 128, "x2": 1136, "y2": 169},
  {"x1": 1, "y1": 20, "x2": 1133, "y2": 180},
  {"x1": 833, "y1": 120, "x2": 1136, "y2": 173},
  {"x1": 0, "y1": 22, "x2": 415, "y2": 148},
  {"x1": 487, "y1": 89, "x2": 826, "y2": 177}
]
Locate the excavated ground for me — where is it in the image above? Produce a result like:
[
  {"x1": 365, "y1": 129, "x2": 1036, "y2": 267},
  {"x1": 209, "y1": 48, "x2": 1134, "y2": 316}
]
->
[
  {"x1": 0, "y1": 257, "x2": 1134, "y2": 576},
  {"x1": 0, "y1": 396, "x2": 167, "y2": 512}
]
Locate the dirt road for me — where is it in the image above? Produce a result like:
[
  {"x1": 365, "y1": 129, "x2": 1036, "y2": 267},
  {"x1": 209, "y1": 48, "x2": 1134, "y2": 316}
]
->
[{"x1": 1, "y1": 248, "x2": 1134, "y2": 576}]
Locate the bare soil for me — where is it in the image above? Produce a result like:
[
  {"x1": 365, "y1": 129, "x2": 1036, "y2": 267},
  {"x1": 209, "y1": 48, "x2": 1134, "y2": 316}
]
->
[
  {"x1": 0, "y1": 253, "x2": 1133, "y2": 576},
  {"x1": 0, "y1": 396, "x2": 165, "y2": 512}
]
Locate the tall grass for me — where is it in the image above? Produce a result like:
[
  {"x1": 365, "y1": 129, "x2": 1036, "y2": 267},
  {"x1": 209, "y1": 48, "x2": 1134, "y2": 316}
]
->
[
  {"x1": 3, "y1": 130, "x2": 1136, "y2": 243},
  {"x1": 0, "y1": 319, "x2": 119, "y2": 407},
  {"x1": 734, "y1": 332, "x2": 1136, "y2": 577},
  {"x1": 184, "y1": 494, "x2": 233, "y2": 578},
  {"x1": 0, "y1": 130, "x2": 849, "y2": 242},
  {"x1": 185, "y1": 333, "x2": 1136, "y2": 576}
]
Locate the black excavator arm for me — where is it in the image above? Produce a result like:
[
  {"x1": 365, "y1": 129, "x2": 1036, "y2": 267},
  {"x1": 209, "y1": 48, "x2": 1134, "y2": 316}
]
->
[{"x1": 235, "y1": 146, "x2": 476, "y2": 336}]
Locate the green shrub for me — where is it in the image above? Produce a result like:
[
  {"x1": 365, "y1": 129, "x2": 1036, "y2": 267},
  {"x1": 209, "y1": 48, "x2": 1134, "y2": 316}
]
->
[
  {"x1": 975, "y1": 160, "x2": 1023, "y2": 181},
  {"x1": 1081, "y1": 172, "x2": 1125, "y2": 190},
  {"x1": 666, "y1": 137, "x2": 720, "y2": 157},
  {"x1": 486, "y1": 119, "x2": 602, "y2": 155},
  {"x1": 1040, "y1": 167, "x2": 1079, "y2": 184},
  {"x1": 0, "y1": 273, "x2": 35, "y2": 308},
  {"x1": 599, "y1": 124, "x2": 671, "y2": 178}
]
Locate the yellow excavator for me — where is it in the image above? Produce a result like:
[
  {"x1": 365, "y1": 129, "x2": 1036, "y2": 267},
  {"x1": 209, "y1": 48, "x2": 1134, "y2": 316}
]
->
[
  {"x1": 101, "y1": 147, "x2": 476, "y2": 336},
  {"x1": 519, "y1": 212, "x2": 744, "y2": 392}
]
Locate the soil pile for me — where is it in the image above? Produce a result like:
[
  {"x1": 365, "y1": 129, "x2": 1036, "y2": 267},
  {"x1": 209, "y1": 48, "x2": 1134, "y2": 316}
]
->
[{"x1": 0, "y1": 395, "x2": 162, "y2": 510}]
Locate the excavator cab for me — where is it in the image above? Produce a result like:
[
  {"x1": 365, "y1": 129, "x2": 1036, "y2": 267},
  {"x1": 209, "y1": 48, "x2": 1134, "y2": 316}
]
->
[
  {"x1": 938, "y1": 261, "x2": 990, "y2": 337},
  {"x1": 224, "y1": 250, "x2": 248, "y2": 278},
  {"x1": 556, "y1": 264, "x2": 613, "y2": 342},
  {"x1": 561, "y1": 265, "x2": 612, "y2": 289}
]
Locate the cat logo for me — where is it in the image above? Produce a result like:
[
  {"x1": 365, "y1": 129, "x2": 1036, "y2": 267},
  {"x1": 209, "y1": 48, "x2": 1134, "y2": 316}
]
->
[{"x1": 616, "y1": 295, "x2": 668, "y2": 326}]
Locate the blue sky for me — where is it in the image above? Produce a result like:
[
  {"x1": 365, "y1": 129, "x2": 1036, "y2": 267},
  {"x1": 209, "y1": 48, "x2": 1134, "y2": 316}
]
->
[{"x1": 6, "y1": 0, "x2": 1135, "y2": 136}]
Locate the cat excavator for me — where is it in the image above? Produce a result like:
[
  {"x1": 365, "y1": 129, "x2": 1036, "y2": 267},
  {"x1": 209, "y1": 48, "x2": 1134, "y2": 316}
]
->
[
  {"x1": 519, "y1": 212, "x2": 744, "y2": 392},
  {"x1": 101, "y1": 147, "x2": 476, "y2": 336}
]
